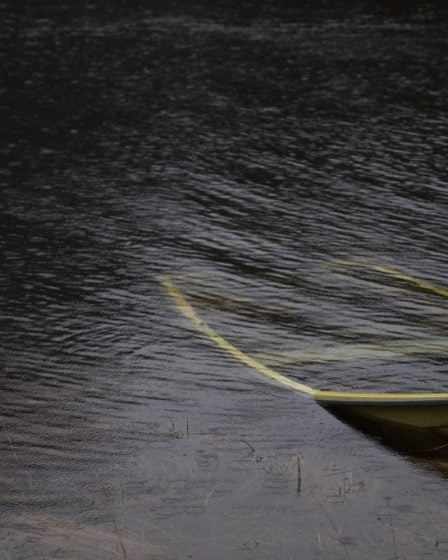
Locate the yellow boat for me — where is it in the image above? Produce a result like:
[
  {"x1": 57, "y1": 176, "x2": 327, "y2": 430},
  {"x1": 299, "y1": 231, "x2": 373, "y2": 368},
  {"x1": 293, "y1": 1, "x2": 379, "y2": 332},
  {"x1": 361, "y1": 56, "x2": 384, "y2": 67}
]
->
[
  {"x1": 313, "y1": 391, "x2": 448, "y2": 429},
  {"x1": 159, "y1": 265, "x2": 448, "y2": 431}
]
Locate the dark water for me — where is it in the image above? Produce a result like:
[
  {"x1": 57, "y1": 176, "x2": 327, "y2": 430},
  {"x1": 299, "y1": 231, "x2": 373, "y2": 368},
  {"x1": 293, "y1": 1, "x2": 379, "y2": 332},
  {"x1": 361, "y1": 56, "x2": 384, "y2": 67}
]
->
[{"x1": 2, "y1": 1, "x2": 448, "y2": 558}]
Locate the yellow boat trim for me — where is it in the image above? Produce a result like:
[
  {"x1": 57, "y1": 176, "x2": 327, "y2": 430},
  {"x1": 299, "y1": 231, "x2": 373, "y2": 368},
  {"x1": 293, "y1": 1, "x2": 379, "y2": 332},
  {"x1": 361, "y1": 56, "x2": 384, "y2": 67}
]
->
[
  {"x1": 333, "y1": 260, "x2": 448, "y2": 299},
  {"x1": 253, "y1": 339, "x2": 448, "y2": 366},
  {"x1": 158, "y1": 275, "x2": 314, "y2": 395},
  {"x1": 158, "y1": 273, "x2": 448, "y2": 405},
  {"x1": 312, "y1": 390, "x2": 448, "y2": 403}
]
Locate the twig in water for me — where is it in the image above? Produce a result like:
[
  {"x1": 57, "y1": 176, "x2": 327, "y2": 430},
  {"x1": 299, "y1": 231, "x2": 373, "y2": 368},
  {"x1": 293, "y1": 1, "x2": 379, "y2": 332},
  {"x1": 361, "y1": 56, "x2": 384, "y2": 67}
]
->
[
  {"x1": 241, "y1": 438, "x2": 256, "y2": 457},
  {"x1": 168, "y1": 417, "x2": 175, "y2": 433},
  {"x1": 312, "y1": 491, "x2": 352, "y2": 559},
  {"x1": 102, "y1": 487, "x2": 127, "y2": 560},
  {"x1": 386, "y1": 497, "x2": 399, "y2": 560},
  {"x1": 204, "y1": 485, "x2": 217, "y2": 507},
  {"x1": 2, "y1": 424, "x2": 17, "y2": 461},
  {"x1": 411, "y1": 442, "x2": 448, "y2": 454}
]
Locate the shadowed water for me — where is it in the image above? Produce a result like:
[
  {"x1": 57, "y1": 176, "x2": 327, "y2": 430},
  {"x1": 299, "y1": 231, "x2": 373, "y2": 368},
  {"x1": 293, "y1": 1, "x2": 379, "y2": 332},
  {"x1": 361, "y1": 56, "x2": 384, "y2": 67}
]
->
[{"x1": 2, "y1": 0, "x2": 448, "y2": 558}]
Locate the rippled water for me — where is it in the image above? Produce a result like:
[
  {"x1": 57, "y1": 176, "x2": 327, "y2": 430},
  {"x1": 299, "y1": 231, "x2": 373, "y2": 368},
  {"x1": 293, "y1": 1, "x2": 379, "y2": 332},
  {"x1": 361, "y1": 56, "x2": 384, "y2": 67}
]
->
[{"x1": 2, "y1": 1, "x2": 448, "y2": 558}]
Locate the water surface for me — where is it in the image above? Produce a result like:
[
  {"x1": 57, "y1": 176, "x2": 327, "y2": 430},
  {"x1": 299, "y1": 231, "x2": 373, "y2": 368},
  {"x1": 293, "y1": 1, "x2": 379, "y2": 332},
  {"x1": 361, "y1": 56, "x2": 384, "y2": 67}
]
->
[{"x1": 2, "y1": 1, "x2": 448, "y2": 558}]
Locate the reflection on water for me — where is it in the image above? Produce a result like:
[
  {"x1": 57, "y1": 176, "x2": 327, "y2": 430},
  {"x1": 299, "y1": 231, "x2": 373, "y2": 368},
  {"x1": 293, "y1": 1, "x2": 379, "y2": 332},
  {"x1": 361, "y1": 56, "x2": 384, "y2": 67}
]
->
[
  {"x1": 331, "y1": 409, "x2": 448, "y2": 479},
  {"x1": 2, "y1": 0, "x2": 448, "y2": 558}
]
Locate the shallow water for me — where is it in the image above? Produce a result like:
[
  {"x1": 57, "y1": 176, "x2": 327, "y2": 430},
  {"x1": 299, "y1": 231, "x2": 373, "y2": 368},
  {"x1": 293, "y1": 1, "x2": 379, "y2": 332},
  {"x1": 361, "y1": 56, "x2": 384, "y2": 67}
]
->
[{"x1": 2, "y1": 1, "x2": 448, "y2": 558}]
